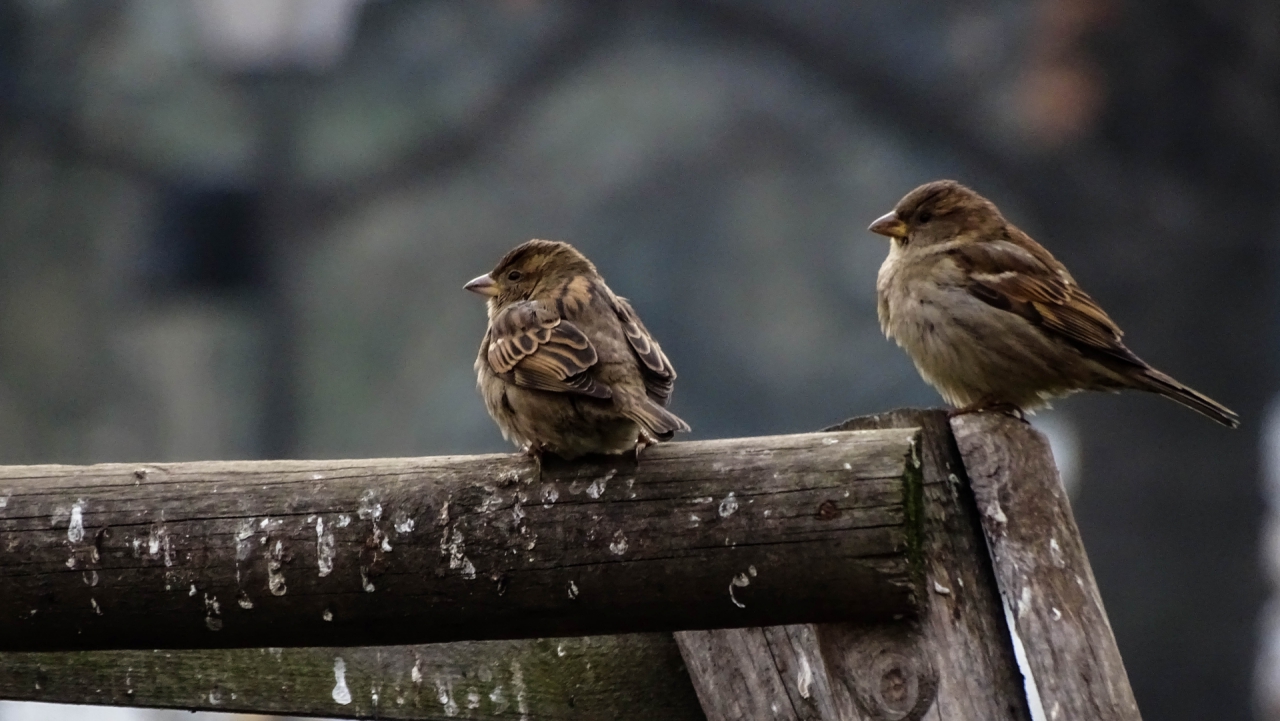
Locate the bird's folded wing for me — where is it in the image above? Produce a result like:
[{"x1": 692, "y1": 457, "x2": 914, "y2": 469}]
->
[
  {"x1": 487, "y1": 300, "x2": 611, "y2": 398},
  {"x1": 613, "y1": 296, "x2": 677, "y2": 404},
  {"x1": 950, "y1": 238, "x2": 1145, "y2": 367}
]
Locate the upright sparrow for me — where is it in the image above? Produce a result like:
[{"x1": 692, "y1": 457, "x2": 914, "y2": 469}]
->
[
  {"x1": 467, "y1": 239, "x2": 690, "y2": 459},
  {"x1": 870, "y1": 180, "x2": 1238, "y2": 427}
]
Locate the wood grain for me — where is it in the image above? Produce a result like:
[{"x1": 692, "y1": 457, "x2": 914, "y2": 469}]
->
[
  {"x1": 830, "y1": 410, "x2": 1031, "y2": 721},
  {"x1": 0, "y1": 429, "x2": 922, "y2": 651},
  {"x1": 0, "y1": 414, "x2": 1131, "y2": 721},
  {"x1": 675, "y1": 411, "x2": 1032, "y2": 721},
  {"x1": 0, "y1": 634, "x2": 704, "y2": 720},
  {"x1": 676, "y1": 624, "x2": 859, "y2": 721},
  {"x1": 951, "y1": 412, "x2": 1140, "y2": 721}
]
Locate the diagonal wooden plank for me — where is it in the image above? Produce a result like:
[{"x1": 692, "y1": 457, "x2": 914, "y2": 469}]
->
[
  {"x1": 676, "y1": 411, "x2": 1032, "y2": 721},
  {"x1": 951, "y1": 412, "x2": 1140, "y2": 720}
]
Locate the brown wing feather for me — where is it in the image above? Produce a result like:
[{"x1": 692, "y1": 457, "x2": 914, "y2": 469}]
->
[
  {"x1": 950, "y1": 238, "x2": 1145, "y2": 367},
  {"x1": 486, "y1": 300, "x2": 611, "y2": 398},
  {"x1": 612, "y1": 296, "x2": 677, "y2": 404}
]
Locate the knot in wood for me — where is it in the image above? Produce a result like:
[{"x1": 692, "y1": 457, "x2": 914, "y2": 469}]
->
[
  {"x1": 816, "y1": 500, "x2": 842, "y2": 520},
  {"x1": 867, "y1": 652, "x2": 919, "y2": 719},
  {"x1": 820, "y1": 624, "x2": 938, "y2": 721}
]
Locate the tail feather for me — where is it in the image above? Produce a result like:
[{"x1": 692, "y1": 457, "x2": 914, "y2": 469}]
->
[
  {"x1": 625, "y1": 398, "x2": 691, "y2": 440},
  {"x1": 1141, "y1": 368, "x2": 1239, "y2": 428}
]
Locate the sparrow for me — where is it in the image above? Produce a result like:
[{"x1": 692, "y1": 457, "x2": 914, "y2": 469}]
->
[
  {"x1": 466, "y1": 239, "x2": 691, "y2": 459},
  {"x1": 869, "y1": 180, "x2": 1238, "y2": 428}
]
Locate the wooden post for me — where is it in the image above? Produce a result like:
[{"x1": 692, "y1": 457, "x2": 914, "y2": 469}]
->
[
  {"x1": 0, "y1": 429, "x2": 922, "y2": 651},
  {"x1": 673, "y1": 410, "x2": 1032, "y2": 721},
  {"x1": 951, "y1": 413, "x2": 1141, "y2": 720}
]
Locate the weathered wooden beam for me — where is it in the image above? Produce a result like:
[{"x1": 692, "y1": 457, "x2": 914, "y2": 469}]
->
[
  {"x1": 0, "y1": 429, "x2": 922, "y2": 652},
  {"x1": 676, "y1": 624, "x2": 855, "y2": 720},
  {"x1": 951, "y1": 413, "x2": 1141, "y2": 721},
  {"x1": 860, "y1": 410, "x2": 1030, "y2": 720},
  {"x1": 672, "y1": 411, "x2": 1031, "y2": 721},
  {"x1": 0, "y1": 634, "x2": 705, "y2": 720}
]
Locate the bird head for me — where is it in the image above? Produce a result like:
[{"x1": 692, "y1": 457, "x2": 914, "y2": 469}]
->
[
  {"x1": 869, "y1": 180, "x2": 1005, "y2": 249},
  {"x1": 465, "y1": 239, "x2": 596, "y2": 308}
]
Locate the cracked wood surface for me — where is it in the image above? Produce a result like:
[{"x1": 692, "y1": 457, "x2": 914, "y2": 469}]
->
[
  {"x1": 951, "y1": 413, "x2": 1141, "y2": 720},
  {"x1": 674, "y1": 410, "x2": 1031, "y2": 721},
  {"x1": 0, "y1": 635, "x2": 705, "y2": 720},
  {"x1": 0, "y1": 413, "x2": 1133, "y2": 721},
  {"x1": 0, "y1": 429, "x2": 922, "y2": 652}
]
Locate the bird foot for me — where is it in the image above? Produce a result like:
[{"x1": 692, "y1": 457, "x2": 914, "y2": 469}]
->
[
  {"x1": 522, "y1": 443, "x2": 545, "y2": 480},
  {"x1": 634, "y1": 432, "x2": 659, "y2": 459},
  {"x1": 949, "y1": 402, "x2": 1028, "y2": 422}
]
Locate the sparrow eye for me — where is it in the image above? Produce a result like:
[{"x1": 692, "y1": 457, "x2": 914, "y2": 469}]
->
[
  {"x1": 506, "y1": 270, "x2": 522, "y2": 282},
  {"x1": 918, "y1": 210, "x2": 933, "y2": 223}
]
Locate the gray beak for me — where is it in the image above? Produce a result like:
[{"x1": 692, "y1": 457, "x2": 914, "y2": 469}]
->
[
  {"x1": 868, "y1": 211, "x2": 908, "y2": 239},
  {"x1": 464, "y1": 274, "x2": 498, "y2": 297}
]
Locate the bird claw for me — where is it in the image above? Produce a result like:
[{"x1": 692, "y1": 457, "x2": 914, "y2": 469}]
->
[
  {"x1": 634, "y1": 432, "x2": 659, "y2": 459},
  {"x1": 522, "y1": 443, "x2": 546, "y2": 480}
]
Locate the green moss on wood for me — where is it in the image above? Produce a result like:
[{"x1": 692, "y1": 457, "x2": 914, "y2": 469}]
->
[
  {"x1": 0, "y1": 635, "x2": 704, "y2": 720},
  {"x1": 902, "y1": 432, "x2": 927, "y2": 588}
]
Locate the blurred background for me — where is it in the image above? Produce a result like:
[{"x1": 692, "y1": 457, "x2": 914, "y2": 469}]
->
[{"x1": 0, "y1": 0, "x2": 1273, "y2": 719}]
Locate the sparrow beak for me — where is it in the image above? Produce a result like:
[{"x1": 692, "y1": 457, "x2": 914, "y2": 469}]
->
[
  {"x1": 464, "y1": 274, "x2": 498, "y2": 297},
  {"x1": 869, "y1": 211, "x2": 908, "y2": 239}
]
